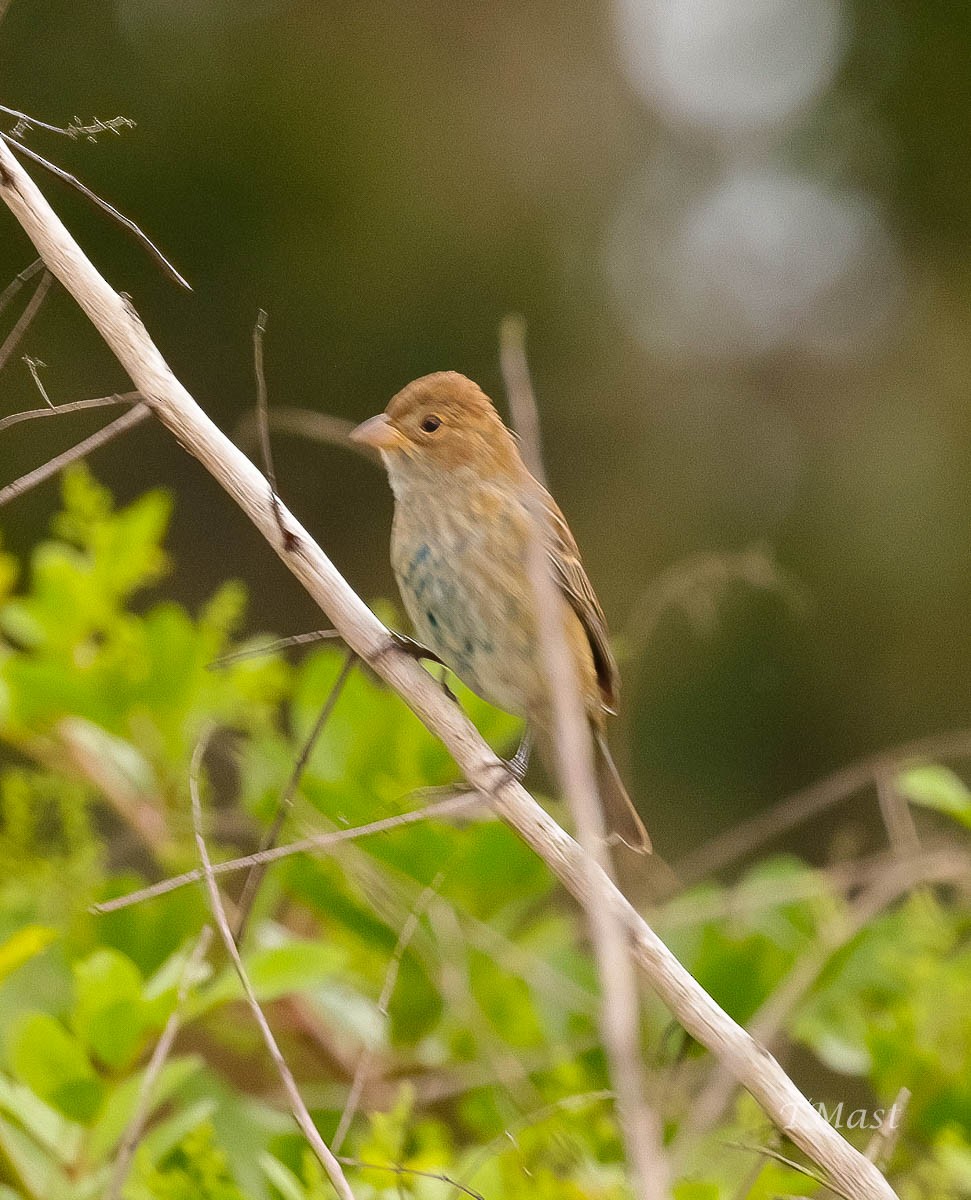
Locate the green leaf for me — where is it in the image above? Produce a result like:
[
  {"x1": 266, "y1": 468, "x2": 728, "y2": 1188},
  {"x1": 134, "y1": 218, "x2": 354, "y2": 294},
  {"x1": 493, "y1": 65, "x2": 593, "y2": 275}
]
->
[
  {"x1": 0, "y1": 924, "x2": 58, "y2": 983},
  {"x1": 72, "y1": 948, "x2": 147, "y2": 1069},
  {"x1": 896, "y1": 764, "x2": 971, "y2": 827},
  {"x1": 9, "y1": 1013, "x2": 105, "y2": 1123}
]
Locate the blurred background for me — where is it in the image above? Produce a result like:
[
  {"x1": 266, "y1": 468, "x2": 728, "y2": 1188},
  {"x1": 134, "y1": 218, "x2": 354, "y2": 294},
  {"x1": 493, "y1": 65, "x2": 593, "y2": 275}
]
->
[{"x1": 2, "y1": 0, "x2": 970, "y2": 859}]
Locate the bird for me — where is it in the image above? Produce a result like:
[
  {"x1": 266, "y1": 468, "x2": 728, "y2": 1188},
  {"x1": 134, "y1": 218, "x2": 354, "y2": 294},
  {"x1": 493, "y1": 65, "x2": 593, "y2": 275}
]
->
[{"x1": 350, "y1": 370, "x2": 651, "y2": 853}]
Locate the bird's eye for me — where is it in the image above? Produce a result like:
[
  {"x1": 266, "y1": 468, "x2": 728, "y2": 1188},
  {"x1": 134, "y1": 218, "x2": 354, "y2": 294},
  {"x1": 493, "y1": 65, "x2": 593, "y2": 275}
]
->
[{"x1": 420, "y1": 414, "x2": 442, "y2": 433}]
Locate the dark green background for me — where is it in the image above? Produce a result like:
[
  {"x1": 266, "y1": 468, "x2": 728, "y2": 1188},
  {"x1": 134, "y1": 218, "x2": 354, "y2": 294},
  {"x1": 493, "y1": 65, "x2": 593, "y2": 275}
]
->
[{"x1": 2, "y1": 0, "x2": 971, "y2": 856}]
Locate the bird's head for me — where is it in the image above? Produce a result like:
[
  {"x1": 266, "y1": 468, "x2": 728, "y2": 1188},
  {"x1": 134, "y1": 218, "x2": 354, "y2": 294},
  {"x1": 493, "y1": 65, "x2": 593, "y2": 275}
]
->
[{"x1": 350, "y1": 372, "x2": 523, "y2": 487}]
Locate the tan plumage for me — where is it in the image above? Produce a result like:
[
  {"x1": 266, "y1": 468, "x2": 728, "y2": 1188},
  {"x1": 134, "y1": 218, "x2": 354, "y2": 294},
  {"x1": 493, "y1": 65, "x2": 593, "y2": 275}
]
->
[{"x1": 351, "y1": 371, "x2": 651, "y2": 853}]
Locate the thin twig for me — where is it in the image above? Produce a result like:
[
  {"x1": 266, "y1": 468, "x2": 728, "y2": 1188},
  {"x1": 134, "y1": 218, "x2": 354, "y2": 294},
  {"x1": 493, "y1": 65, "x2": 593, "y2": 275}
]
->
[
  {"x1": 92, "y1": 793, "x2": 478, "y2": 914},
  {"x1": 875, "y1": 770, "x2": 922, "y2": 861},
  {"x1": 234, "y1": 406, "x2": 372, "y2": 461},
  {"x1": 724, "y1": 1142, "x2": 850, "y2": 1200},
  {"x1": 0, "y1": 138, "x2": 899, "y2": 1200},
  {"x1": 0, "y1": 402, "x2": 151, "y2": 507},
  {"x1": 333, "y1": 871, "x2": 445, "y2": 1152},
  {"x1": 209, "y1": 629, "x2": 343, "y2": 669},
  {"x1": 1, "y1": 134, "x2": 190, "y2": 290},
  {"x1": 0, "y1": 105, "x2": 135, "y2": 141},
  {"x1": 105, "y1": 927, "x2": 213, "y2": 1200},
  {"x1": 0, "y1": 257, "x2": 43, "y2": 318},
  {"x1": 336, "y1": 1158, "x2": 484, "y2": 1200},
  {"x1": 233, "y1": 648, "x2": 357, "y2": 944},
  {"x1": 865, "y1": 1088, "x2": 909, "y2": 1170},
  {"x1": 500, "y1": 317, "x2": 668, "y2": 1200},
  {"x1": 0, "y1": 390, "x2": 140, "y2": 433},
  {"x1": 655, "y1": 845, "x2": 969, "y2": 930},
  {"x1": 23, "y1": 355, "x2": 52, "y2": 406},
  {"x1": 499, "y1": 314, "x2": 547, "y2": 486},
  {"x1": 676, "y1": 728, "x2": 971, "y2": 885},
  {"x1": 189, "y1": 731, "x2": 357, "y2": 1200},
  {"x1": 251, "y1": 308, "x2": 296, "y2": 550},
  {"x1": 0, "y1": 267, "x2": 52, "y2": 372}
]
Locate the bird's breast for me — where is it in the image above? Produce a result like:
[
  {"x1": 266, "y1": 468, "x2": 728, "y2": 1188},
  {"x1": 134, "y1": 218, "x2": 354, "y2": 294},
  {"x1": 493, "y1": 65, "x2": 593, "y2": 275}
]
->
[{"x1": 390, "y1": 484, "x2": 539, "y2": 717}]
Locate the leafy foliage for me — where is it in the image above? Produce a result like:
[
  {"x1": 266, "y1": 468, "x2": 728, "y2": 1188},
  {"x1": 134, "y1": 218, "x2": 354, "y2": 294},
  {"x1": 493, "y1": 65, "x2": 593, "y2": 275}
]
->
[{"x1": 0, "y1": 470, "x2": 968, "y2": 1198}]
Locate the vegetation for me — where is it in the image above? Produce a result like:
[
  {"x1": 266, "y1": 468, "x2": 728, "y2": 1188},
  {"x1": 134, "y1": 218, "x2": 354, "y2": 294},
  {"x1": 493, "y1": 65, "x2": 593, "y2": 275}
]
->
[{"x1": 0, "y1": 469, "x2": 969, "y2": 1199}]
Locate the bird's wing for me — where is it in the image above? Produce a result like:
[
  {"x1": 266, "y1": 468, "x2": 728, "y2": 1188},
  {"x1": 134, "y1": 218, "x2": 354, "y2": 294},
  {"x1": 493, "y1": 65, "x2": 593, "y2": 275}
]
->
[{"x1": 541, "y1": 490, "x2": 620, "y2": 713}]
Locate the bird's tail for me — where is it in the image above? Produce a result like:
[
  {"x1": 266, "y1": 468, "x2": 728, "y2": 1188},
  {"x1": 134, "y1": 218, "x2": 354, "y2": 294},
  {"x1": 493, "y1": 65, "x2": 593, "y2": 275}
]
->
[{"x1": 593, "y1": 728, "x2": 653, "y2": 855}]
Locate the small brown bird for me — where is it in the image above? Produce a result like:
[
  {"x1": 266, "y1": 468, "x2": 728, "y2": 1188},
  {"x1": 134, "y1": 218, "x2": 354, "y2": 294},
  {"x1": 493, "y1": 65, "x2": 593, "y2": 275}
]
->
[{"x1": 351, "y1": 371, "x2": 650, "y2": 853}]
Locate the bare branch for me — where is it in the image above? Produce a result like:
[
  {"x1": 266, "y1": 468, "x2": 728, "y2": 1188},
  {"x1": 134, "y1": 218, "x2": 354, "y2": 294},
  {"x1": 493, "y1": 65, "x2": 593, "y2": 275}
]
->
[
  {"x1": 251, "y1": 309, "x2": 294, "y2": 545},
  {"x1": 501, "y1": 317, "x2": 669, "y2": 1200},
  {"x1": 233, "y1": 648, "x2": 356, "y2": 943},
  {"x1": 234, "y1": 405, "x2": 372, "y2": 461},
  {"x1": 0, "y1": 390, "x2": 140, "y2": 433},
  {"x1": 189, "y1": 732, "x2": 357, "y2": 1200},
  {"x1": 0, "y1": 402, "x2": 151, "y2": 508},
  {"x1": 725, "y1": 1142, "x2": 852, "y2": 1200},
  {"x1": 0, "y1": 257, "x2": 43, "y2": 317},
  {"x1": 208, "y1": 629, "x2": 343, "y2": 668},
  {"x1": 106, "y1": 927, "x2": 213, "y2": 1200},
  {"x1": 499, "y1": 313, "x2": 547, "y2": 486},
  {"x1": 1, "y1": 134, "x2": 190, "y2": 290},
  {"x1": 0, "y1": 267, "x2": 52, "y2": 372},
  {"x1": 0, "y1": 137, "x2": 899, "y2": 1200},
  {"x1": 335, "y1": 1158, "x2": 484, "y2": 1200},
  {"x1": 91, "y1": 793, "x2": 478, "y2": 914},
  {"x1": 676, "y1": 727, "x2": 971, "y2": 886},
  {"x1": 865, "y1": 1088, "x2": 910, "y2": 1171},
  {"x1": 0, "y1": 105, "x2": 135, "y2": 141}
]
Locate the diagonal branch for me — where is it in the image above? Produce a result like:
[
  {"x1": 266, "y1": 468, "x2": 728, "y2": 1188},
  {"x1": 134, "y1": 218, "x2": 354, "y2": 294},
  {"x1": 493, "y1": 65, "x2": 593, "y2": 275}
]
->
[
  {"x1": 0, "y1": 135, "x2": 898, "y2": 1200},
  {"x1": 0, "y1": 402, "x2": 151, "y2": 507},
  {"x1": 0, "y1": 265, "x2": 51, "y2": 371}
]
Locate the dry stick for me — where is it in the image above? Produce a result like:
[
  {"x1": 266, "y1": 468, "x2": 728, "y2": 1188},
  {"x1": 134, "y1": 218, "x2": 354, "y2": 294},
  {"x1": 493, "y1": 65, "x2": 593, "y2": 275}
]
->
[
  {"x1": 499, "y1": 314, "x2": 547, "y2": 486},
  {"x1": 726, "y1": 1142, "x2": 851, "y2": 1200},
  {"x1": 0, "y1": 105, "x2": 134, "y2": 141},
  {"x1": 251, "y1": 307, "x2": 295, "y2": 549},
  {"x1": 210, "y1": 629, "x2": 343, "y2": 668},
  {"x1": 335, "y1": 1158, "x2": 484, "y2": 1200},
  {"x1": 0, "y1": 266, "x2": 52, "y2": 372},
  {"x1": 234, "y1": 405, "x2": 371, "y2": 461},
  {"x1": 874, "y1": 770, "x2": 922, "y2": 861},
  {"x1": 0, "y1": 402, "x2": 150, "y2": 507},
  {"x1": 501, "y1": 316, "x2": 669, "y2": 1200},
  {"x1": 233, "y1": 648, "x2": 357, "y2": 944},
  {"x1": 92, "y1": 793, "x2": 478, "y2": 914},
  {"x1": 0, "y1": 139, "x2": 898, "y2": 1200},
  {"x1": 0, "y1": 390, "x2": 140, "y2": 433},
  {"x1": 333, "y1": 871, "x2": 446, "y2": 1153},
  {"x1": 865, "y1": 1088, "x2": 909, "y2": 1170},
  {"x1": 1, "y1": 134, "x2": 190, "y2": 290},
  {"x1": 106, "y1": 927, "x2": 213, "y2": 1200},
  {"x1": 188, "y1": 732, "x2": 357, "y2": 1200},
  {"x1": 676, "y1": 727, "x2": 971, "y2": 886},
  {"x1": 0, "y1": 258, "x2": 43, "y2": 316}
]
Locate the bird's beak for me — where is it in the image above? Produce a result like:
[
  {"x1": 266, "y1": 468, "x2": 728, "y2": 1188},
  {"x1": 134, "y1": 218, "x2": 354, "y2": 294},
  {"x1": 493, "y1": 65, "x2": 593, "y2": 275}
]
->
[{"x1": 349, "y1": 412, "x2": 404, "y2": 452}]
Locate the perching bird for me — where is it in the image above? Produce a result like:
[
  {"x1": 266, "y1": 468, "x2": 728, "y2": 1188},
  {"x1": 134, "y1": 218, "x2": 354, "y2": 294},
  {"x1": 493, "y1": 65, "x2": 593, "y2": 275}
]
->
[{"x1": 350, "y1": 371, "x2": 651, "y2": 853}]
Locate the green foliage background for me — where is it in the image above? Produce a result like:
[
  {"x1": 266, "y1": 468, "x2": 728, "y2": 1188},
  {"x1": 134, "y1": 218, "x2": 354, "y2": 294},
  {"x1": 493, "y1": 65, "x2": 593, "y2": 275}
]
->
[
  {"x1": 3, "y1": 2, "x2": 971, "y2": 1193},
  {"x1": 0, "y1": 473, "x2": 967, "y2": 1197}
]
